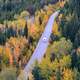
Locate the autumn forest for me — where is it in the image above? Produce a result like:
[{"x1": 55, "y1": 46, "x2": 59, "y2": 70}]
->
[{"x1": 0, "y1": 0, "x2": 80, "y2": 80}]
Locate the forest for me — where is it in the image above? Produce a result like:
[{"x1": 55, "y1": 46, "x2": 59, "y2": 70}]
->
[
  {"x1": 0, "y1": 0, "x2": 80, "y2": 80},
  {"x1": 0, "y1": 0, "x2": 58, "y2": 22}
]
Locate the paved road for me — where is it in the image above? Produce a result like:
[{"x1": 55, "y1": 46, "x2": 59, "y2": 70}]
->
[{"x1": 18, "y1": 10, "x2": 60, "y2": 80}]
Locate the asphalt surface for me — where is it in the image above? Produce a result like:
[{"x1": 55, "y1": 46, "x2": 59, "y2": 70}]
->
[{"x1": 18, "y1": 10, "x2": 60, "y2": 80}]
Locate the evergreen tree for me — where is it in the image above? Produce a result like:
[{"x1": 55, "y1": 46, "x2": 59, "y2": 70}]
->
[
  {"x1": 60, "y1": 0, "x2": 80, "y2": 47},
  {"x1": 24, "y1": 22, "x2": 28, "y2": 38}
]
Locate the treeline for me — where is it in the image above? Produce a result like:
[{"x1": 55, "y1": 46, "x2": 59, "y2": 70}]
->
[
  {"x1": 0, "y1": 23, "x2": 28, "y2": 45},
  {"x1": 0, "y1": 0, "x2": 58, "y2": 22}
]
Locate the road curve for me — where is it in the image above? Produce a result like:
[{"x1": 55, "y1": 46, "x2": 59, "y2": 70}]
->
[{"x1": 18, "y1": 10, "x2": 60, "y2": 80}]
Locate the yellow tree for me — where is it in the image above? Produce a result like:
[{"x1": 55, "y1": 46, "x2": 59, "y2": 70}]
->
[
  {"x1": 62, "y1": 68, "x2": 74, "y2": 80},
  {"x1": 52, "y1": 21, "x2": 60, "y2": 36},
  {"x1": 5, "y1": 46, "x2": 13, "y2": 65}
]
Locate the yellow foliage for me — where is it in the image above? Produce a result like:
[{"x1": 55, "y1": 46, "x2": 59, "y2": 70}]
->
[
  {"x1": 53, "y1": 21, "x2": 60, "y2": 35},
  {"x1": 9, "y1": 54, "x2": 13, "y2": 65},
  {"x1": 59, "y1": 14, "x2": 63, "y2": 21},
  {"x1": 62, "y1": 68, "x2": 74, "y2": 80},
  {"x1": 30, "y1": 24, "x2": 36, "y2": 34},
  {"x1": 9, "y1": 37, "x2": 16, "y2": 46},
  {"x1": 14, "y1": 46, "x2": 20, "y2": 60},
  {"x1": 16, "y1": 19, "x2": 26, "y2": 28},
  {"x1": 29, "y1": 23, "x2": 40, "y2": 39},
  {"x1": 20, "y1": 11, "x2": 30, "y2": 17},
  {"x1": 59, "y1": 0, "x2": 66, "y2": 8},
  {"x1": 59, "y1": 55, "x2": 71, "y2": 68},
  {"x1": 11, "y1": 21, "x2": 16, "y2": 27},
  {"x1": 27, "y1": 19, "x2": 32, "y2": 28},
  {"x1": 50, "y1": 75, "x2": 56, "y2": 80},
  {"x1": 40, "y1": 9, "x2": 45, "y2": 15},
  {"x1": 4, "y1": 46, "x2": 13, "y2": 65},
  {"x1": 35, "y1": 15, "x2": 40, "y2": 25},
  {"x1": 5, "y1": 47, "x2": 11, "y2": 58},
  {"x1": 52, "y1": 59, "x2": 59, "y2": 70},
  {"x1": 40, "y1": 57, "x2": 51, "y2": 69},
  {"x1": 47, "y1": 10, "x2": 53, "y2": 16},
  {"x1": 77, "y1": 47, "x2": 80, "y2": 56},
  {"x1": 0, "y1": 46, "x2": 3, "y2": 55},
  {"x1": 43, "y1": 14, "x2": 49, "y2": 24}
]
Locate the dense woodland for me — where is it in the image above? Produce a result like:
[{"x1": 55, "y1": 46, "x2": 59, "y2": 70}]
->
[
  {"x1": 0, "y1": 0, "x2": 58, "y2": 22},
  {"x1": 0, "y1": 0, "x2": 80, "y2": 80}
]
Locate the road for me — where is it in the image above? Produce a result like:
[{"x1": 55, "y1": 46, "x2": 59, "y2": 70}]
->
[{"x1": 18, "y1": 10, "x2": 60, "y2": 80}]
